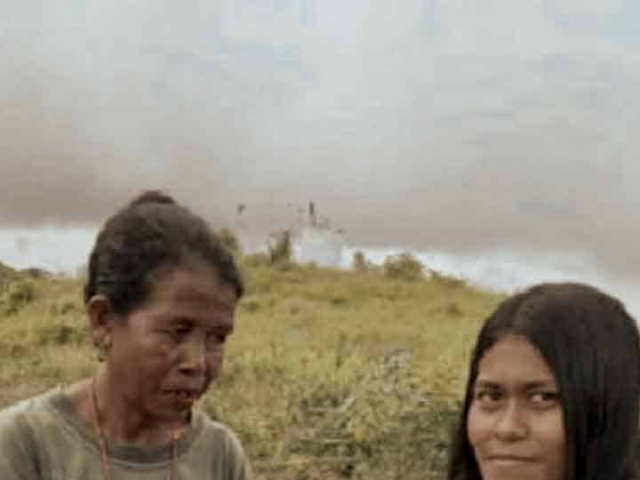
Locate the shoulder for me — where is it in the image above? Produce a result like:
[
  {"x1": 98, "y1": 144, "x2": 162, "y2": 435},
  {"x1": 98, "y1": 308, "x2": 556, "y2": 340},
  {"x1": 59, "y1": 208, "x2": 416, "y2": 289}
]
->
[
  {"x1": 0, "y1": 387, "x2": 65, "y2": 442},
  {"x1": 0, "y1": 388, "x2": 61, "y2": 478},
  {"x1": 195, "y1": 411, "x2": 246, "y2": 454},
  {"x1": 0, "y1": 390, "x2": 50, "y2": 436},
  {"x1": 0, "y1": 386, "x2": 64, "y2": 420},
  {"x1": 192, "y1": 411, "x2": 252, "y2": 478}
]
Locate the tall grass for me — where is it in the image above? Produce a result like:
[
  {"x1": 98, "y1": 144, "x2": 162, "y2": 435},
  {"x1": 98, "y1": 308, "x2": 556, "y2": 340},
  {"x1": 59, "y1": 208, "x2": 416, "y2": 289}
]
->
[{"x1": 0, "y1": 259, "x2": 502, "y2": 479}]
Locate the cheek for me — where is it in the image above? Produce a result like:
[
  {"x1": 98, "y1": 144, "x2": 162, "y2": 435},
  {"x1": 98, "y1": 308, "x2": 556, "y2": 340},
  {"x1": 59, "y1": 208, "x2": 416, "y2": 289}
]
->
[
  {"x1": 466, "y1": 405, "x2": 491, "y2": 449},
  {"x1": 139, "y1": 358, "x2": 176, "y2": 387},
  {"x1": 207, "y1": 349, "x2": 225, "y2": 374},
  {"x1": 133, "y1": 343, "x2": 178, "y2": 382},
  {"x1": 535, "y1": 411, "x2": 566, "y2": 466}
]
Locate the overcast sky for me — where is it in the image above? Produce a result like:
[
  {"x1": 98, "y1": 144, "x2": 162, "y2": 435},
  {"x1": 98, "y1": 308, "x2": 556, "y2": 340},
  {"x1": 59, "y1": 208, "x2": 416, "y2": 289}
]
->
[{"x1": 1, "y1": 1, "x2": 640, "y2": 282}]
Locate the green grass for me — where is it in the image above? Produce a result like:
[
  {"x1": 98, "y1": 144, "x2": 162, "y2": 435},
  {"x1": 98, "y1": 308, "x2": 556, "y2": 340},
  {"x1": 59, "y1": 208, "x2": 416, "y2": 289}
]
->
[{"x1": 0, "y1": 260, "x2": 503, "y2": 480}]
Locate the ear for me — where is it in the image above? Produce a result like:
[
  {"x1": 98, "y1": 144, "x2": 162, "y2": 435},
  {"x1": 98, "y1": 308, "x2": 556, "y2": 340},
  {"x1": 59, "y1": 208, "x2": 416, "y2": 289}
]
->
[{"x1": 87, "y1": 295, "x2": 118, "y2": 350}]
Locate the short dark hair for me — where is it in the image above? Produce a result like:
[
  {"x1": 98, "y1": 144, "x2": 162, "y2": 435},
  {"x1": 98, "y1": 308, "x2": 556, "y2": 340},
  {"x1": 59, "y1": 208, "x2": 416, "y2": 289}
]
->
[
  {"x1": 448, "y1": 282, "x2": 640, "y2": 480},
  {"x1": 84, "y1": 189, "x2": 244, "y2": 316}
]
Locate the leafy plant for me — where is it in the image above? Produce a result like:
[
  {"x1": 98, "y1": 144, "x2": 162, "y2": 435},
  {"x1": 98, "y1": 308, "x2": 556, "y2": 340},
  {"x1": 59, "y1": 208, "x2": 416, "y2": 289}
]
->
[{"x1": 383, "y1": 253, "x2": 424, "y2": 281}]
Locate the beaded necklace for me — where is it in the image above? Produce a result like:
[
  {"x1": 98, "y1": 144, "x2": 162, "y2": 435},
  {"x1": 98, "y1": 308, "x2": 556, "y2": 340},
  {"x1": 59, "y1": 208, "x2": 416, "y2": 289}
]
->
[{"x1": 89, "y1": 377, "x2": 179, "y2": 480}]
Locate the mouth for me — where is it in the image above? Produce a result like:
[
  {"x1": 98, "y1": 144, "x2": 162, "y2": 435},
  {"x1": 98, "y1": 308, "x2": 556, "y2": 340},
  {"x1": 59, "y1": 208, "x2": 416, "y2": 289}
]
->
[
  {"x1": 163, "y1": 389, "x2": 201, "y2": 404},
  {"x1": 486, "y1": 455, "x2": 537, "y2": 466}
]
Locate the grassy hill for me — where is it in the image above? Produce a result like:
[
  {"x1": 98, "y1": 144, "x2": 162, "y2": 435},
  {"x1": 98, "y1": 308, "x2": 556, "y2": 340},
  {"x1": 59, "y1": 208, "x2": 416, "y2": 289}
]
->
[{"x1": 0, "y1": 256, "x2": 503, "y2": 480}]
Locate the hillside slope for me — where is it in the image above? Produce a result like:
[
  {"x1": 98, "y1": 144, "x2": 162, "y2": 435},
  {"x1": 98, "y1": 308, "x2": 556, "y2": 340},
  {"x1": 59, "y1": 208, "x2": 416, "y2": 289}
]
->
[{"x1": 0, "y1": 260, "x2": 502, "y2": 479}]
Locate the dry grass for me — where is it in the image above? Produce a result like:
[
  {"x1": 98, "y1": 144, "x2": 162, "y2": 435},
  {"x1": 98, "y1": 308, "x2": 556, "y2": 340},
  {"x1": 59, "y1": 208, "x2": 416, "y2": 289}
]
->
[{"x1": 0, "y1": 259, "x2": 503, "y2": 479}]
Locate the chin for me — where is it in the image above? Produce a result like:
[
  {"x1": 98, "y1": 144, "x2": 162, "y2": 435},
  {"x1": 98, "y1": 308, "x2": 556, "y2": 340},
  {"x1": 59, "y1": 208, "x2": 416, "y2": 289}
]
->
[
  {"x1": 149, "y1": 400, "x2": 194, "y2": 423},
  {"x1": 480, "y1": 463, "x2": 545, "y2": 480}
]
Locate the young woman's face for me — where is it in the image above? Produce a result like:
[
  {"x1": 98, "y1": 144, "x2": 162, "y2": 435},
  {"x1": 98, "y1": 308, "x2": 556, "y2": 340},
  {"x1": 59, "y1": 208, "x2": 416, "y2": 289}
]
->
[
  {"x1": 106, "y1": 263, "x2": 237, "y2": 422},
  {"x1": 467, "y1": 335, "x2": 566, "y2": 480}
]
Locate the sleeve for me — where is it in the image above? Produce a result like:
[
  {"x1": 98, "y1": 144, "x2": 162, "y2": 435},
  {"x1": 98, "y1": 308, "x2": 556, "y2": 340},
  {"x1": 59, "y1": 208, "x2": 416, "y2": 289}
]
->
[
  {"x1": 224, "y1": 428, "x2": 253, "y2": 480},
  {"x1": 0, "y1": 405, "x2": 43, "y2": 480}
]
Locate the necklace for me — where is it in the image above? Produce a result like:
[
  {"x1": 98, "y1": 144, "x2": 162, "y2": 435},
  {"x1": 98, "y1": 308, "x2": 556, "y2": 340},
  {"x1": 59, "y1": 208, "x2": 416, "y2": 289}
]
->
[{"x1": 89, "y1": 377, "x2": 179, "y2": 480}]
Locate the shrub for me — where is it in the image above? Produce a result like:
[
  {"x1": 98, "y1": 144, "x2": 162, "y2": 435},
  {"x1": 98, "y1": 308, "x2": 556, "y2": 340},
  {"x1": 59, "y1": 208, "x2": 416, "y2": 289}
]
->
[
  {"x1": 383, "y1": 253, "x2": 424, "y2": 281},
  {"x1": 0, "y1": 261, "x2": 17, "y2": 295},
  {"x1": 50, "y1": 298, "x2": 82, "y2": 316},
  {"x1": 267, "y1": 229, "x2": 293, "y2": 266},
  {"x1": 241, "y1": 253, "x2": 271, "y2": 269},
  {"x1": 284, "y1": 350, "x2": 459, "y2": 479},
  {"x1": 20, "y1": 268, "x2": 51, "y2": 279},
  {"x1": 352, "y1": 251, "x2": 369, "y2": 273},
  {"x1": 214, "y1": 227, "x2": 242, "y2": 257},
  {"x1": 37, "y1": 322, "x2": 85, "y2": 346},
  {"x1": 2, "y1": 280, "x2": 36, "y2": 315},
  {"x1": 431, "y1": 270, "x2": 467, "y2": 288}
]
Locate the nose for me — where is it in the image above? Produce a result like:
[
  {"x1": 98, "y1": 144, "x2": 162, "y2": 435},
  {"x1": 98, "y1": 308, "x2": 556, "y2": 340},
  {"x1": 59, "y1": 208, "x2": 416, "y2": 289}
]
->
[
  {"x1": 492, "y1": 400, "x2": 528, "y2": 441},
  {"x1": 178, "y1": 336, "x2": 207, "y2": 377}
]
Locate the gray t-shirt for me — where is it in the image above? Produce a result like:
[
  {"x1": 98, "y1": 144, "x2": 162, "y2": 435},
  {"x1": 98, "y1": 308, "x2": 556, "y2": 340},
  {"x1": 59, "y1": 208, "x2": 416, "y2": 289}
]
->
[{"x1": 0, "y1": 387, "x2": 252, "y2": 480}]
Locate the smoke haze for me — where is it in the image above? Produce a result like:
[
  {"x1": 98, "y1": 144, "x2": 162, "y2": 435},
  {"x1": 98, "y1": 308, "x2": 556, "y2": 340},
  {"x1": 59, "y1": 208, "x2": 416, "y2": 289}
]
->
[{"x1": 2, "y1": 1, "x2": 640, "y2": 283}]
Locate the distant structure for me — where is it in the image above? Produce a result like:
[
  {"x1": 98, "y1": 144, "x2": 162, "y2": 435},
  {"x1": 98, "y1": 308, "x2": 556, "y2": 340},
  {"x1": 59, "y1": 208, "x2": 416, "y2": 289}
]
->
[
  {"x1": 230, "y1": 200, "x2": 345, "y2": 266},
  {"x1": 294, "y1": 202, "x2": 345, "y2": 267}
]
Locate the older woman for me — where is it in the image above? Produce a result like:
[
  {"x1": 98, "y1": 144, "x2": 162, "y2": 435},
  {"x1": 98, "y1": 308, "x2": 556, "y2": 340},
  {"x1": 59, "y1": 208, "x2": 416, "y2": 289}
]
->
[
  {"x1": 448, "y1": 282, "x2": 640, "y2": 480},
  {"x1": 0, "y1": 190, "x2": 251, "y2": 479}
]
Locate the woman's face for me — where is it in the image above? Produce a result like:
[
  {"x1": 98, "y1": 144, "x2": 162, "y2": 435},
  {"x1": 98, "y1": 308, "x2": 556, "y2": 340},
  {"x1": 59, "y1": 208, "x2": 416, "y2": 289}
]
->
[
  {"x1": 467, "y1": 334, "x2": 566, "y2": 480},
  {"x1": 105, "y1": 263, "x2": 237, "y2": 422}
]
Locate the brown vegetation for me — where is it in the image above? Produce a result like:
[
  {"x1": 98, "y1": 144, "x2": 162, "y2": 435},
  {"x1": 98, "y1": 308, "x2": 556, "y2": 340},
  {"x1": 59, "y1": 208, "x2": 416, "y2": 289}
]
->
[{"x1": 0, "y1": 249, "x2": 502, "y2": 479}]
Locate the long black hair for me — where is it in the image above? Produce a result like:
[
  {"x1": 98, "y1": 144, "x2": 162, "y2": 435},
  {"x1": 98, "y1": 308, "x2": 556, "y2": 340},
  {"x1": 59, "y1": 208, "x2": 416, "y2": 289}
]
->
[{"x1": 448, "y1": 282, "x2": 640, "y2": 480}]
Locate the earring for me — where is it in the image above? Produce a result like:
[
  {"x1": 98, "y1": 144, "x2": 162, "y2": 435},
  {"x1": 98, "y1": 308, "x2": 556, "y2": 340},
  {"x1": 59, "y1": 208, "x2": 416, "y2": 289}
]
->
[{"x1": 94, "y1": 339, "x2": 111, "y2": 362}]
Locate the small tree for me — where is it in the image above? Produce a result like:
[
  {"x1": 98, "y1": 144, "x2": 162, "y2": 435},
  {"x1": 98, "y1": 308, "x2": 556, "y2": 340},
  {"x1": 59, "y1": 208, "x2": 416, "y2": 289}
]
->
[
  {"x1": 267, "y1": 229, "x2": 293, "y2": 265},
  {"x1": 214, "y1": 227, "x2": 242, "y2": 258},
  {"x1": 383, "y1": 253, "x2": 424, "y2": 281},
  {"x1": 352, "y1": 251, "x2": 369, "y2": 273},
  {"x1": 2, "y1": 280, "x2": 36, "y2": 315}
]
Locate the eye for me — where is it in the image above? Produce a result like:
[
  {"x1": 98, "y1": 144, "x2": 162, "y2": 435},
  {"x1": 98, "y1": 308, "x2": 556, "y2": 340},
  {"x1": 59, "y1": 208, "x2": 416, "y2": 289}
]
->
[
  {"x1": 529, "y1": 390, "x2": 560, "y2": 409},
  {"x1": 163, "y1": 325, "x2": 191, "y2": 342},
  {"x1": 472, "y1": 387, "x2": 504, "y2": 410},
  {"x1": 206, "y1": 332, "x2": 228, "y2": 348}
]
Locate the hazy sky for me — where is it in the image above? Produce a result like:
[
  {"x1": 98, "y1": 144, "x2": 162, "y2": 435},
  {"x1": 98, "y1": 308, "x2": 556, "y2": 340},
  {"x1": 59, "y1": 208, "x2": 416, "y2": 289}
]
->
[{"x1": 2, "y1": 1, "x2": 640, "y2": 281}]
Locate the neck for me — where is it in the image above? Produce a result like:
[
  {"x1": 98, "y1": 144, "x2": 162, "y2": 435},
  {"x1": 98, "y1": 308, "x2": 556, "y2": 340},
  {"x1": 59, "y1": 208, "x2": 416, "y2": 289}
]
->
[{"x1": 83, "y1": 369, "x2": 186, "y2": 449}]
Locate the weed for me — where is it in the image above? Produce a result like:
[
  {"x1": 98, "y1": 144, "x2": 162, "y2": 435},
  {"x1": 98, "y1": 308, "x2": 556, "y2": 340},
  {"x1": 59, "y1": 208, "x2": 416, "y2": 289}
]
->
[
  {"x1": 383, "y1": 253, "x2": 424, "y2": 281},
  {"x1": 0, "y1": 255, "x2": 502, "y2": 480}
]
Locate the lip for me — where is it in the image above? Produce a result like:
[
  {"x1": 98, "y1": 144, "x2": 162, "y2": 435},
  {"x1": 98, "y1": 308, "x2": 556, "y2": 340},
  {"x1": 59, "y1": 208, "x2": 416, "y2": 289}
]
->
[
  {"x1": 162, "y1": 389, "x2": 202, "y2": 404},
  {"x1": 486, "y1": 455, "x2": 538, "y2": 465}
]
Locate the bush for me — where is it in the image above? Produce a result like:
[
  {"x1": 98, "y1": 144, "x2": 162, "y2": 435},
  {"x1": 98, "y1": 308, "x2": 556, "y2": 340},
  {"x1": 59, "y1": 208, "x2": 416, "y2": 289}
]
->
[
  {"x1": 2, "y1": 280, "x2": 36, "y2": 315},
  {"x1": 352, "y1": 251, "x2": 369, "y2": 273},
  {"x1": 241, "y1": 253, "x2": 271, "y2": 270},
  {"x1": 0, "y1": 261, "x2": 17, "y2": 295},
  {"x1": 383, "y1": 253, "x2": 424, "y2": 281},
  {"x1": 20, "y1": 268, "x2": 51, "y2": 279},
  {"x1": 284, "y1": 350, "x2": 459, "y2": 479},
  {"x1": 267, "y1": 229, "x2": 293, "y2": 266},
  {"x1": 37, "y1": 322, "x2": 85, "y2": 346},
  {"x1": 431, "y1": 270, "x2": 467, "y2": 289},
  {"x1": 214, "y1": 227, "x2": 242, "y2": 257}
]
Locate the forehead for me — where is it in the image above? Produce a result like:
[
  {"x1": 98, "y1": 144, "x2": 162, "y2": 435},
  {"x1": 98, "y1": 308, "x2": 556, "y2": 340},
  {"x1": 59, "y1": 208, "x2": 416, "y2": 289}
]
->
[
  {"x1": 146, "y1": 264, "x2": 237, "y2": 311},
  {"x1": 476, "y1": 335, "x2": 556, "y2": 385}
]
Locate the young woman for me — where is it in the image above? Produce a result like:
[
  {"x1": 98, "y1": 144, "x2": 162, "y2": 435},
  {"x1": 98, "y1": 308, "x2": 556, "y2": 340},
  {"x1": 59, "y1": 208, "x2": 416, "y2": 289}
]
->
[
  {"x1": 0, "y1": 190, "x2": 251, "y2": 479},
  {"x1": 448, "y1": 282, "x2": 640, "y2": 480}
]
